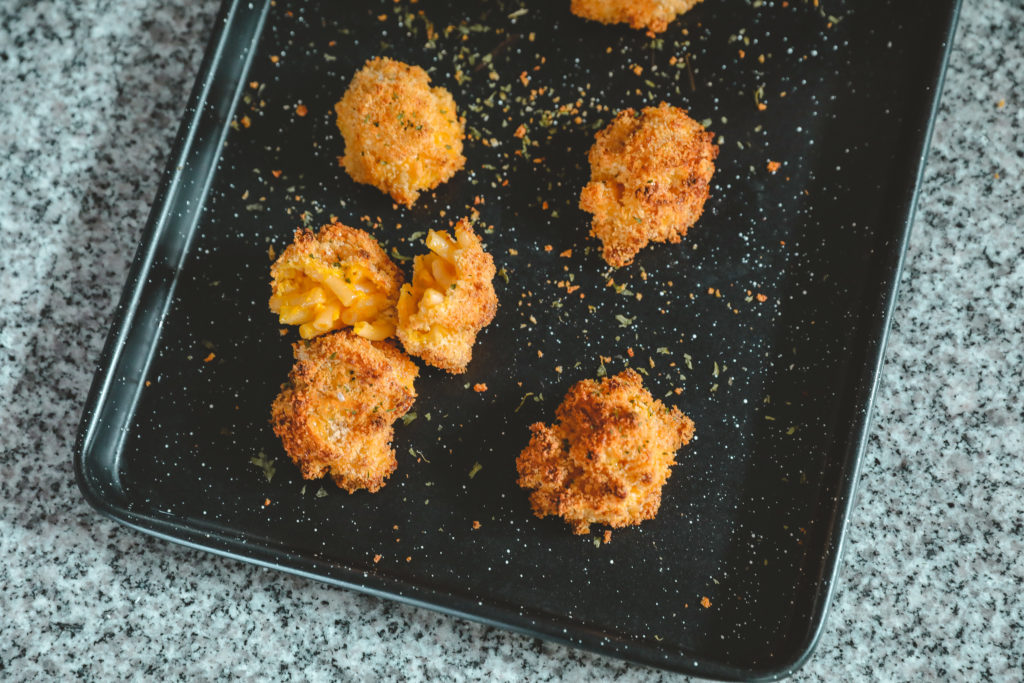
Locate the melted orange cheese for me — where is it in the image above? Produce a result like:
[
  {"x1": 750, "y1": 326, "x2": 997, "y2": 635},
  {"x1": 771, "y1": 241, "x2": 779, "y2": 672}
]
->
[
  {"x1": 270, "y1": 260, "x2": 395, "y2": 340},
  {"x1": 396, "y1": 230, "x2": 458, "y2": 344}
]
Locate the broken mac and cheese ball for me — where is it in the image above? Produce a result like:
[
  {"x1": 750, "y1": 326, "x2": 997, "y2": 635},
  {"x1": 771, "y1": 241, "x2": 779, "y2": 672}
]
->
[
  {"x1": 396, "y1": 218, "x2": 497, "y2": 374},
  {"x1": 269, "y1": 222, "x2": 403, "y2": 341}
]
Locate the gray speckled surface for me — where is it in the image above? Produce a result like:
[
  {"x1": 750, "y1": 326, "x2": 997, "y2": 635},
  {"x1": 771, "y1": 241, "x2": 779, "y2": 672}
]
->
[{"x1": 1, "y1": 0, "x2": 1022, "y2": 680}]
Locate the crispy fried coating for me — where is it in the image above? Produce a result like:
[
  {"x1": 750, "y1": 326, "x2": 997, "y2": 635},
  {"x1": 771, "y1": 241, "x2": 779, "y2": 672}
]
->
[
  {"x1": 516, "y1": 369, "x2": 695, "y2": 534},
  {"x1": 579, "y1": 103, "x2": 718, "y2": 267},
  {"x1": 335, "y1": 57, "x2": 466, "y2": 207},
  {"x1": 396, "y1": 218, "x2": 497, "y2": 374},
  {"x1": 269, "y1": 222, "x2": 403, "y2": 341},
  {"x1": 270, "y1": 331, "x2": 418, "y2": 493},
  {"x1": 570, "y1": 0, "x2": 702, "y2": 33}
]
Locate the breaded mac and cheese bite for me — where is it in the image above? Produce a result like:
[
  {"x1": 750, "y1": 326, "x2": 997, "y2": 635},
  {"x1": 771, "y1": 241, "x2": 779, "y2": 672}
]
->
[
  {"x1": 579, "y1": 103, "x2": 718, "y2": 267},
  {"x1": 335, "y1": 57, "x2": 466, "y2": 207},
  {"x1": 516, "y1": 369, "x2": 695, "y2": 534},
  {"x1": 570, "y1": 0, "x2": 702, "y2": 33},
  {"x1": 269, "y1": 222, "x2": 403, "y2": 341},
  {"x1": 271, "y1": 331, "x2": 418, "y2": 494},
  {"x1": 396, "y1": 218, "x2": 497, "y2": 374}
]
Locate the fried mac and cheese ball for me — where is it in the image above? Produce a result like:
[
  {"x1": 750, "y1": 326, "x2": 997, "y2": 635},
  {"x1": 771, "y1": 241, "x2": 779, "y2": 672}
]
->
[
  {"x1": 335, "y1": 57, "x2": 466, "y2": 207},
  {"x1": 396, "y1": 218, "x2": 497, "y2": 374},
  {"x1": 579, "y1": 103, "x2": 718, "y2": 267},
  {"x1": 570, "y1": 0, "x2": 702, "y2": 33},
  {"x1": 516, "y1": 369, "x2": 695, "y2": 534},
  {"x1": 271, "y1": 331, "x2": 418, "y2": 493},
  {"x1": 269, "y1": 222, "x2": 403, "y2": 341}
]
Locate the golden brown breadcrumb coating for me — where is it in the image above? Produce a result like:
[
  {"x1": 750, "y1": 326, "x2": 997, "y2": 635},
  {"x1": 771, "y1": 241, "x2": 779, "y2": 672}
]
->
[
  {"x1": 396, "y1": 218, "x2": 497, "y2": 374},
  {"x1": 570, "y1": 0, "x2": 702, "y2": 33},
  {"x1": 579, "y1": 103, "x2": 718, "y2": 267},
  {"x1": 269, "y1": 222, "x2": 403, "y2": 341},
  {"x1": 270, "y1": 331, "x2": 418, "y2": 493},
  {"x1": 516, "y1": 369, "x2": 695, "y2": 534},
  {"x1": 335, "y1": 57, "x2": 466, "y2": 207}
]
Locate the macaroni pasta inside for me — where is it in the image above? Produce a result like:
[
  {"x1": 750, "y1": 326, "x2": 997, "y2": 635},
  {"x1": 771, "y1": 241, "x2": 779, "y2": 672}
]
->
[
  {"x1": 396, "y1": 230, "x2": 459, "y2": 342},
  {"x1": 270, "y1": 260, "x2": 395, "y2": 340}
]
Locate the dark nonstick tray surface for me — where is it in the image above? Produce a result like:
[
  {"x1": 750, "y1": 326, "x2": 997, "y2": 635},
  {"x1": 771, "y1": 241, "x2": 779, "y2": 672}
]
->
[{"x1": 75, "y1": 0, "x2": 960, "y2": 678}]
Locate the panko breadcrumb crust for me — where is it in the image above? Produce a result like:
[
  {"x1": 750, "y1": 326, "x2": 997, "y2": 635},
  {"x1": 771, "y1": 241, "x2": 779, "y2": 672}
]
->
[
  {"x1": 516, "y1": 369, "x2": 695, "y2": 534},
  {"x1": 580, "y1": 103, "x2": 718, "y2": 267},
  {"x1": 335, "y1": 57, "x2": 466, "y2": 207},
  {"x1": 570, "y1": 0, "x2": 702, "y2": 33},
  {"x1": 270, "y1": 331, "x2": 418, "y2": 493},
  {"x1": 268, "y1": 222, "x2": 404, "y2": 339},
  {"x1": 397, "y1": 218, "x2": 498, "y2": 374}
]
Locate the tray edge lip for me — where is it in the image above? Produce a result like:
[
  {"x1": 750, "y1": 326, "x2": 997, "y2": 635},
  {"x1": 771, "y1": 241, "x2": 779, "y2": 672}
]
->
[
  {"x1": 72, "y1": 0, "x2": 966, "y2": 679},
  {"x1": 779, "y1": 0, "x2": 966, "y2": 675},
  {"x1": 72, "y1": 0, "x2": 273, "y2": 543}
]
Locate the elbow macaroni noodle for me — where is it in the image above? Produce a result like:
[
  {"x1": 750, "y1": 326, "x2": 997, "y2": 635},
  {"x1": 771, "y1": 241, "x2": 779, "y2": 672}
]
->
[
  {"x1": 396, "y1": 229, "x2": 459, "y2": 342},
  {"x1": 270, "y1": 260, "x2": 396, "y2": 341}
]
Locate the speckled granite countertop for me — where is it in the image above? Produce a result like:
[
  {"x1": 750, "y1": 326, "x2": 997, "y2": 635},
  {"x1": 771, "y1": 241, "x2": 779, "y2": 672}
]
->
[{"x1": 2, "y1": 0, "x2": 1022, "y2": 679}]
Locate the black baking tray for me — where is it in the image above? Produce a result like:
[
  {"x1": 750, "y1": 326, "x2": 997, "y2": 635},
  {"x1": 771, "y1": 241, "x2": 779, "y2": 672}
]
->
[{"x1": 74, "y1": 0, "x2": 961, "y2": 679}]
